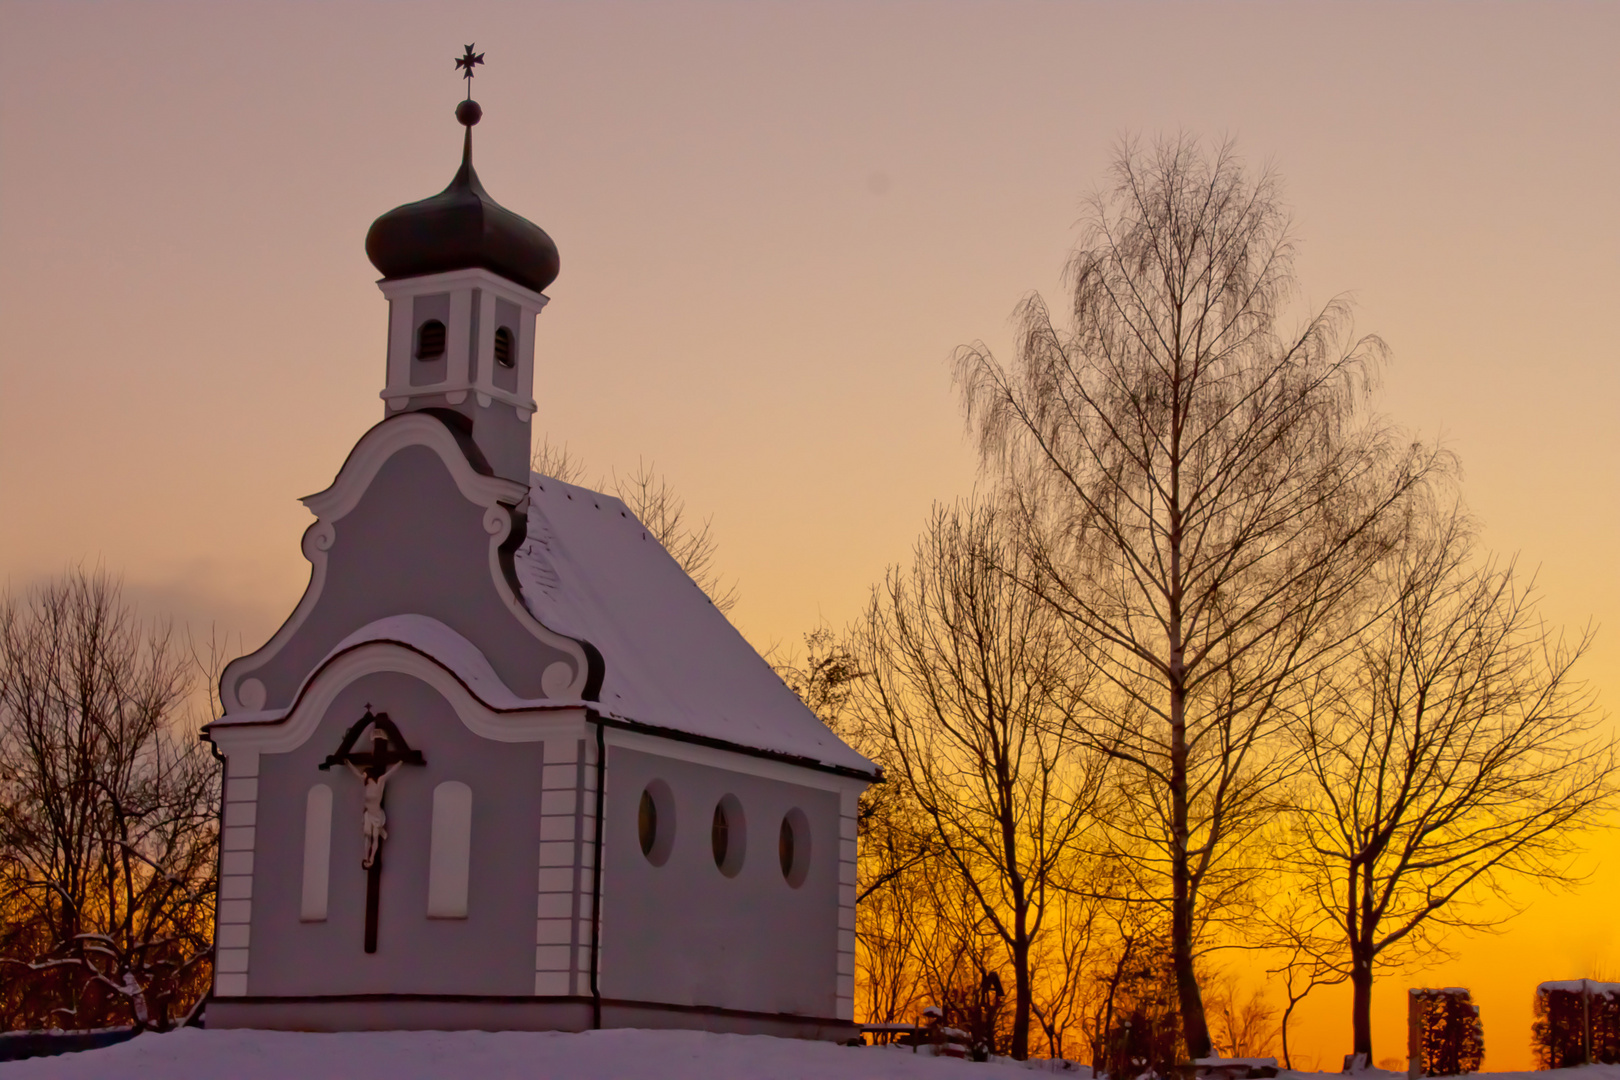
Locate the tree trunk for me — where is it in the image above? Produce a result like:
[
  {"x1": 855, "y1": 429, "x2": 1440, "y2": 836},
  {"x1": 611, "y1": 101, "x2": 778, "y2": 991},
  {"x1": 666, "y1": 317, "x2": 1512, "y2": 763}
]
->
[
  {"x1": 1013, "y1": 928, "x2": 1031, "y2": 1059},
  {"x1": 1168, "y1": 394, "x2": 1210, "y2": 1062},
  {"x1": 1351, "y1": 957, "x2": 1374, "y2": 1060},
  {"x1": 1351, "y1": 859, "x2": 1375, "y2": 1061},
  {"x1": 1280, "y1": 998, "x2": 1298, "y2": 1070},
  {"x1": 1172, "y1": 678, "x2": 1211, "y2": 1058}
]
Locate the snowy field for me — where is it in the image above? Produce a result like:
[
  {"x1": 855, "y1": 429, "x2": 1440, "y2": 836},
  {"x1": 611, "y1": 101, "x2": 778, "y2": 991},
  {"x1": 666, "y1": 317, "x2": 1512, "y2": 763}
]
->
[
  {"x1": 4, "y1": 1029, "x2": 1620, "y2": 1080},
  {"x1": 0, "y1": 1028, "x2": 1062, "y2": 1079}
]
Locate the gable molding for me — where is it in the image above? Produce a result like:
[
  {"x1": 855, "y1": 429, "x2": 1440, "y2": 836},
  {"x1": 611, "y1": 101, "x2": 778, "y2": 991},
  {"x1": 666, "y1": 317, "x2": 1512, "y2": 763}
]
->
[
  {"x1": 210, "y1": 641, "x2": 590, "y2": 756},
  {"x1": 219, "y1": 412, "x2": 593, "y2": 714}
]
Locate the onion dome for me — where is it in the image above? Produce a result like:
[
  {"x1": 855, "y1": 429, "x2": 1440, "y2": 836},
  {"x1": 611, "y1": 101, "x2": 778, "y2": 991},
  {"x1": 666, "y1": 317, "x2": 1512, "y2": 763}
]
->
[{"x1": 365, "y1": 99, "x2": 559, "y2": 295}]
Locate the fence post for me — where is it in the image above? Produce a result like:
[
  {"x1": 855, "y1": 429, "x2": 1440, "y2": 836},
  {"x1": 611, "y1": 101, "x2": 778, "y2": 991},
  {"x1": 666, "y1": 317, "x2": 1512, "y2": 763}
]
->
[
  {"x1": 1584, "y1": 979, "x2": 1593, "y2": 1067},
  {"x1": 1407, "y1": 990, "x2": 1422, "y2": 1080}
]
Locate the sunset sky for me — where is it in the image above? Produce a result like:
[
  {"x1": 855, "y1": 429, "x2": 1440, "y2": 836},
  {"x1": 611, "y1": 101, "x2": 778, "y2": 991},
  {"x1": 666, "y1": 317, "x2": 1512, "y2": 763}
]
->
[{"x1": 2, "y1": 2, "x2": 1616, "y2": 1067}]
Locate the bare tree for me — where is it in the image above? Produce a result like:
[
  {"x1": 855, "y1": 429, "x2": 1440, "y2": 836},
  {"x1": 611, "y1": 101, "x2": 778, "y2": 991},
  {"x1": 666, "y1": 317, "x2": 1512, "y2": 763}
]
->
[
  {"x1": 955, "y1": 135, "x2": 1441, "y2": 1055},
  {"x1": 609, "y1": 461, "x2": 739, "y2": 614},
  {"x1": 532, "y1": 441, "x2": 739, "y2": 613},
  {"x1": 851, "y1": 500, "x2": 1108, "y2": 1058},
  {"x1": 1204, "y1": 971, "x2": 1278, "y2": 1059},
  {"x1": 530, "y1": 436, "x2": 589, "y2": 485},
  {"x1": 776, "y1": 628, "x2": 939, "y2": 1027},
  {"x1": 1086, "y1": 923, "x2": 1186, "y2": 1076},
  {"x1": 1286, "y1": 507, "x2": 1619, "y2": 1062},
  {"x1": 1028, "y1": 885, "x2": 1108, "y2": 1061},
  {"x1": 0, "y1": 569, "x2": 219, "y2": 1031},
  {"x1": 1261, "y1": 893, "x2": 1348, "y2": 1069},
  {"x1": 851, "y1": 823, "x2": 932, "y2": 1027}
]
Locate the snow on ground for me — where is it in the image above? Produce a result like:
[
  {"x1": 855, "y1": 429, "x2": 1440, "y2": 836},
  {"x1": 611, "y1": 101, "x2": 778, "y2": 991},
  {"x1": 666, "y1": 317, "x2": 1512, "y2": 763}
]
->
[
  {"x1": 4, "y1": 1029, "x2": 1619, "y2": 1080},
  {"x1": 0, "y1": 1028, "x2": 1071, "y2": 1079}
]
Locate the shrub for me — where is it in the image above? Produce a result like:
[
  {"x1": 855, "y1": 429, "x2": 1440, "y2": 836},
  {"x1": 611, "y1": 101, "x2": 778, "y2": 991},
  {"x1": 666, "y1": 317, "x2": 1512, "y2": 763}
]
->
[
  {"x1": 1532, "y1": 982, "x2": 1620, "y2": 1069},
  {"x1": 1410, "y1": 988, "x2": 1484, "y2": 1076}
]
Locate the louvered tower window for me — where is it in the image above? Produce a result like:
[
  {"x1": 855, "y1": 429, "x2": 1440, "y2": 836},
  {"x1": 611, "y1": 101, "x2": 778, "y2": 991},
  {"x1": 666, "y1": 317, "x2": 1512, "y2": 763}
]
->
[
  {"x1": 493, "y1": 326, "x2": 515, "y2": 368},
  {"x1": 416, "y1": 320, "x2": 446, "y2": 360}
]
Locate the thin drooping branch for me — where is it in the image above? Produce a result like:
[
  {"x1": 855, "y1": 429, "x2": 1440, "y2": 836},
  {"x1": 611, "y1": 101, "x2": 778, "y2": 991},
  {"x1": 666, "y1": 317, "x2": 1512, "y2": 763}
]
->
[{"x1": 953, "y1": 134, "x2": 1445, "y2": 1057}]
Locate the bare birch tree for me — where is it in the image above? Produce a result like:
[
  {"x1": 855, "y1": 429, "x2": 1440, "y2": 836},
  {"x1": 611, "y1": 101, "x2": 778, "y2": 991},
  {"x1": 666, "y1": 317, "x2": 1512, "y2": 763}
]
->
[
  {"x1": 955, "y1": 135, "x2": 1441, "y2": 1055},
  {"x1": 851, "y1": 501, "x2": 1108, "y2": 1058},
  {"x1": 532, "y1": 440, "x2": 739, "y2": 613},
  {"x1": 0, "y1": 570, "x2": 219, "y2": 1031},
  {"x1": 1286, "y1": 507, "x2": 1618, "y2": 1063}
]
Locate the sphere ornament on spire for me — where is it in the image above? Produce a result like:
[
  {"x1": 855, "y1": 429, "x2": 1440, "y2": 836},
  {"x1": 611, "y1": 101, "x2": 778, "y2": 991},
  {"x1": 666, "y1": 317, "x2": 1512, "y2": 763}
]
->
[{"x1": 364, "y1": 47, "x2": 559, "y2": 296}]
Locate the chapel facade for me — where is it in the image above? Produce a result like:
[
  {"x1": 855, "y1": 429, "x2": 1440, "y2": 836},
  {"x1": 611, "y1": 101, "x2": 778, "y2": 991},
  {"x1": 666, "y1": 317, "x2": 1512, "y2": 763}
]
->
[{"x1": 202, "y1": 75, "x2": 875, "y2": 1038}]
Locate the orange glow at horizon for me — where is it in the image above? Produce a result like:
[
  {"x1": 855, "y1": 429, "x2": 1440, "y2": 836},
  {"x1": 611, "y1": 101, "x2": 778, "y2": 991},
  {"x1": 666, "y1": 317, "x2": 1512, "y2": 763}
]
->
[{"x1": 2, "y1": 3, "x2": 1616, "y2": 1067}]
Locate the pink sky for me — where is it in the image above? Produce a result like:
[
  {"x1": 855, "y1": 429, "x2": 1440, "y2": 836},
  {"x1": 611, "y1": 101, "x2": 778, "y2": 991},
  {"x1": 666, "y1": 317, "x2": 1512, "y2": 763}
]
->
[{"x1": 2, "y1": 2, "x2": 1616, "y2": 1067}]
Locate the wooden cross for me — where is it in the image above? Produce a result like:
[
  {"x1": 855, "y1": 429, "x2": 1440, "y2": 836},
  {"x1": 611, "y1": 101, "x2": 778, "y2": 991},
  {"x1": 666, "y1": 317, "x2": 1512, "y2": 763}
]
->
[{"x1": 320, "y1": 709, "x2": 425, "y2": 953}]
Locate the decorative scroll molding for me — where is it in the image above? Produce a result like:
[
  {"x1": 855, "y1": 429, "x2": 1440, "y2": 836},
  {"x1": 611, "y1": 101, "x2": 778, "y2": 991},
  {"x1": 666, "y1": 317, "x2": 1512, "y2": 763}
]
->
[
  {"x1": 302, "y1": 413, "x2": 526, "y2": 523},
  {"x1": 209, "y1": 641, "x2": 589, "y2": 758},
  {"x1": 219, "y1": 412, "x2": 592, "y2": 714}
]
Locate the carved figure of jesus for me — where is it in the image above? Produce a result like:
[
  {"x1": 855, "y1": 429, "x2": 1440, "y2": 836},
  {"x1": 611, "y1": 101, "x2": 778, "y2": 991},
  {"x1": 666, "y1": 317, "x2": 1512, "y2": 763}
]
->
[{"x1": 346, "y1": 757, "x2": 403, "y2": 869}]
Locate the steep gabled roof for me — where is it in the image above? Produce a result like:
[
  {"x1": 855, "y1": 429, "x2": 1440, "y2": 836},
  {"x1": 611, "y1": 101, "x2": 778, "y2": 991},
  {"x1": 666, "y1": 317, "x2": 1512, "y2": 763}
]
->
[{"x1": 514, "y1": 474, "x2": 875, "y2": 778}]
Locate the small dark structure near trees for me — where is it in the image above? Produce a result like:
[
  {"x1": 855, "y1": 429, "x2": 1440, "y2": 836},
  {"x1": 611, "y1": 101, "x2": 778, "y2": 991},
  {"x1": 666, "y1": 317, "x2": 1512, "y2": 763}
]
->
[
  {"x1": 1407, "y1": 988, "x2": 1484, "y2": 1077},
  {"x1": 1533, "y1": 980, "x2": 1620, "y2": 1068}
]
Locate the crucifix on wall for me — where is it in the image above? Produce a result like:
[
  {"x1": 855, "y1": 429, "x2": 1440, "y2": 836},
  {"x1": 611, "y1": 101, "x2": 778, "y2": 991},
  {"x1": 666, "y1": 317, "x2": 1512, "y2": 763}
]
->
[{"x1": 320, "y1": 708, "x2": 425, "y2": 953}]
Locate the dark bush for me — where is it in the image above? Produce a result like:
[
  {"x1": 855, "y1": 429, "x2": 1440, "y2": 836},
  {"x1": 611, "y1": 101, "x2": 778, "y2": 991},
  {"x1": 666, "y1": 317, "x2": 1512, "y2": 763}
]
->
[
  {"x1": 1410, "y1": 989, "x2": 1484, "y2": 1076},
  {"x1": 1532, "y1": 982, "x2": 1620, "y2": 1069}
]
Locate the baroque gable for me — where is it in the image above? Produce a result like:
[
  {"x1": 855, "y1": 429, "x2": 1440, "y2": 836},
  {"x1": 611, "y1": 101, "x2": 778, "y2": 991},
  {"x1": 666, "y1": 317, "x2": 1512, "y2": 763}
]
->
[{"x1": 218, "y1": 410, "x2": 596, "y2": 720}]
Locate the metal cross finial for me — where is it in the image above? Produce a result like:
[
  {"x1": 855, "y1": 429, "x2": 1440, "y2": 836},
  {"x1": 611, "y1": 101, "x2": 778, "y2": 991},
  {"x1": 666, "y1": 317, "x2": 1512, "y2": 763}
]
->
[{"x1": 455, "y1": 44, "x2": 485, "y2": 99}]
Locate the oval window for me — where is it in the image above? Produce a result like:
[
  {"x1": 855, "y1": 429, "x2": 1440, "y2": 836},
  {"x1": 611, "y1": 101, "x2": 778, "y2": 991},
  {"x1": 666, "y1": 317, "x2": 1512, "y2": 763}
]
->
[
  {"x1": 416, "y1": 319, "x2": 446, "y2": 360},
  {"x1": 711, "y1": 794, "x2": 746, "y2": 878},
  {"x1": 639, "y1": 790, "x2": 657, "y2": 857},
  {"x1": 638, "y1": 780, "x2": 675, "y2": 867},
  {"x1": 711, "y1": 803, "x2": 728, "y2": 866},
  {"x1": 493, "y1": 326, "x2": 515, "y2": 368},
  {"x1": 780, "y1": 808, "x2": 811, "y2": 888}
]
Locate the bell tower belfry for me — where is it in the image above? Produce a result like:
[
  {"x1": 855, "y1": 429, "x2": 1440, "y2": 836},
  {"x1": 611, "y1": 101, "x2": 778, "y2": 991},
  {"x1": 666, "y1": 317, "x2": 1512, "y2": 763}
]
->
[{"x1": 363, "y1": 49, "x2": 559, "y2": 484}]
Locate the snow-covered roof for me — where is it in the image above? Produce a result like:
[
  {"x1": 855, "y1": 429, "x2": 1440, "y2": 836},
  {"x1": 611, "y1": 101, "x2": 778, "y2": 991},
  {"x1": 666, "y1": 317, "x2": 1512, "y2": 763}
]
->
[{"x1": 513, "y1": 474, "x2": 876, "y2": 778}]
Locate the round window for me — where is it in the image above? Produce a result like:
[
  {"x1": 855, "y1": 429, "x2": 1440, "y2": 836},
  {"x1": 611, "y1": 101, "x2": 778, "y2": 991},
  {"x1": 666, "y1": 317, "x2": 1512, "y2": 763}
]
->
[
  {"x1": 711, "y1": 794, "x2": 746, "y2": 878},
  {"x1": 780, "y1": 808, "x2": 811, "y2": 888},
  {"x1": 638, "y1": 780, "x2": 675, "y2": 867}
]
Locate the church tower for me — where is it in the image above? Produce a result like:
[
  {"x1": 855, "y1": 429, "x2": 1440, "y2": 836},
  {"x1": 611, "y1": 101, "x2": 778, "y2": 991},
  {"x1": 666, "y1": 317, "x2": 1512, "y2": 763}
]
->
[{"x1": 363, "y1": 89, "x2": 555, "y2": 484}]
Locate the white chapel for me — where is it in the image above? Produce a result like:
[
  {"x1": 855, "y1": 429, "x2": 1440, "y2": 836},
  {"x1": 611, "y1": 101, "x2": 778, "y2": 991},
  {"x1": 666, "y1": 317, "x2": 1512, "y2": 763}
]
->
[{"x1": 202, "y1": 55, "x2": 876, "y2": 1038}]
